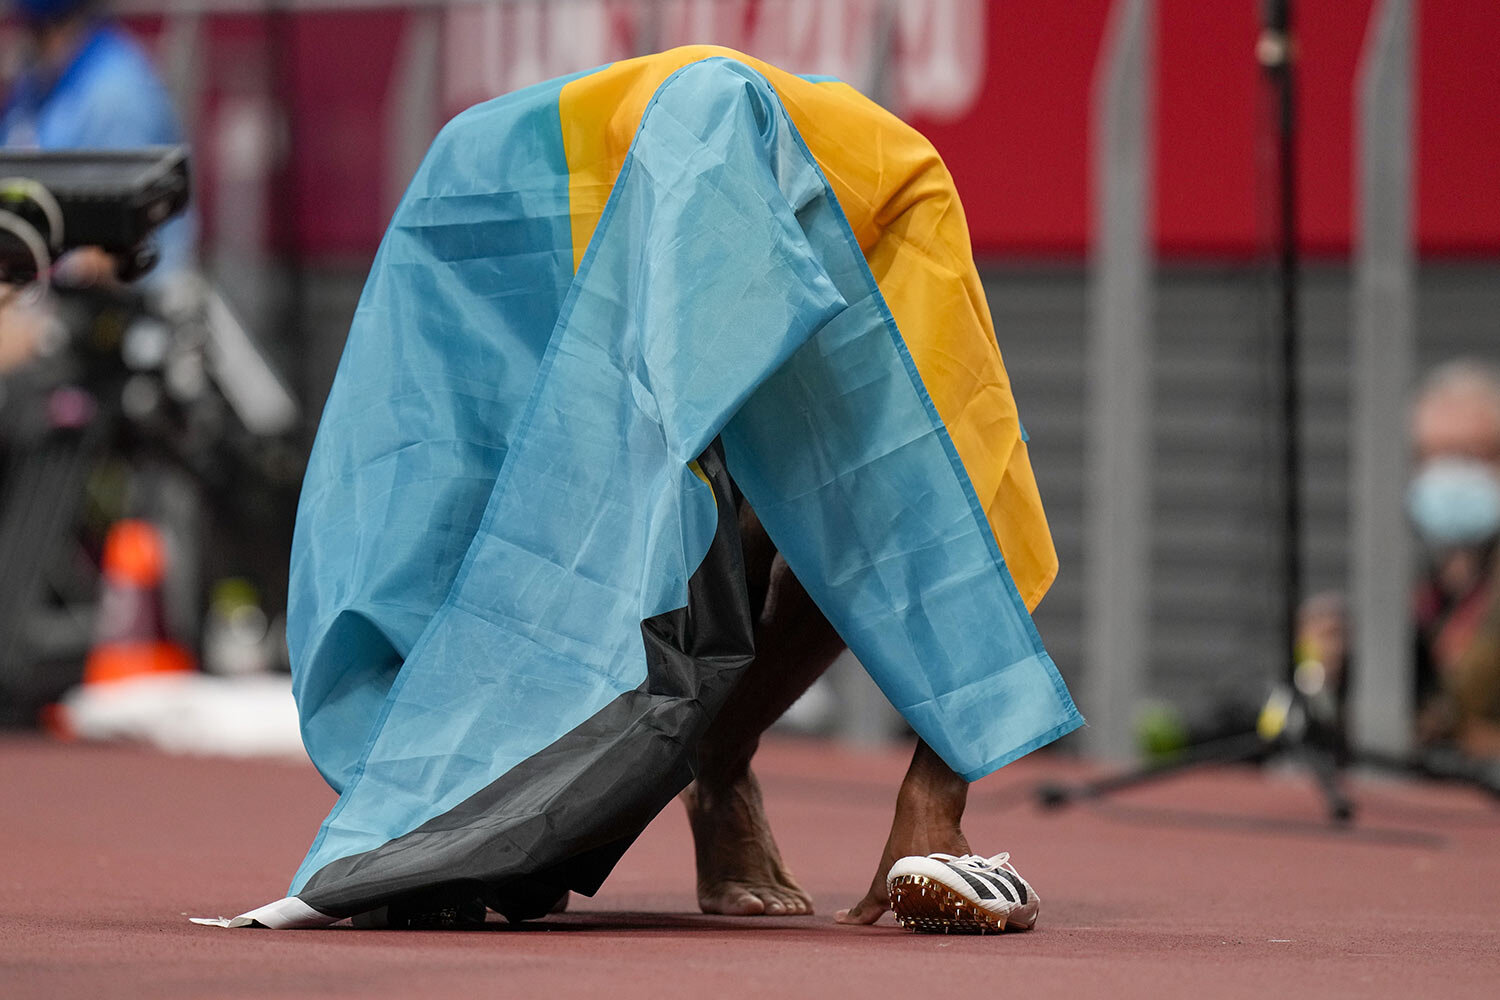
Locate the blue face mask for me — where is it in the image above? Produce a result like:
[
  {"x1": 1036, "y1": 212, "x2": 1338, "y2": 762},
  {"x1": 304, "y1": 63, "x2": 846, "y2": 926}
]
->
[{"x1": 1407, "y1": 458, "x2": 1500, "y2": 549}]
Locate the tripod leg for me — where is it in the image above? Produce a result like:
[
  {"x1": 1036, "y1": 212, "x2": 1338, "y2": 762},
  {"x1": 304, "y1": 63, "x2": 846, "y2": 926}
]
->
[
  {"x1": 1037, "y1": 731, "x2": 1270, "y2": 807},
  {"x1": 1303, "y1": 746, "x2": 1354, "y2": 823},
  {"x1": 1354, "y1": 747, "x2": 1500, "y2": 804}
]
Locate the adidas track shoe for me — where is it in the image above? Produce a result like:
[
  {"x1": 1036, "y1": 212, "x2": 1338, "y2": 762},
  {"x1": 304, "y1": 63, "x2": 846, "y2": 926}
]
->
[{"x1": 887, "y1": 851, "x2": 1039, "y2": 934}]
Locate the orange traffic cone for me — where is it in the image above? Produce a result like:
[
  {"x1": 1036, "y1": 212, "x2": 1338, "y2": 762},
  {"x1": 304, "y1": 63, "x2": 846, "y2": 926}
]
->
[{"x1": 81, "y1": 519, "x2": 195, "y2": 685}]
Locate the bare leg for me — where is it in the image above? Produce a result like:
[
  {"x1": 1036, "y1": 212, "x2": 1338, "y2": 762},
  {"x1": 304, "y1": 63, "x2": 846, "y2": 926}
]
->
[
  {"x1": 834, "y1": 739, "x2": 969, "y2": 924},
  {"x1": 687, "y1": 506, "x2": 973, "y2": 924},
  {"x1": 683, "y1": 506, "x2": 845, "y2": 915}
]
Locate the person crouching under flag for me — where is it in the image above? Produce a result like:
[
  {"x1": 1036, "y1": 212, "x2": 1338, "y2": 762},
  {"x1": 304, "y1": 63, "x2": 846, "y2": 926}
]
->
[{"x1": 196, "y1": 46, "x2": 1083, "y2": 936}]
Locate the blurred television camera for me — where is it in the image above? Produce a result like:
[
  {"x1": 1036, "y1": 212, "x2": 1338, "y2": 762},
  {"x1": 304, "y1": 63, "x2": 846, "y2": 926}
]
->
[
  {"x1": 0, "y1": 146, "x2": 189, "y2": 285},
  {"x1": 0, "y1": 147, "x2": 303, "y2": 726}
]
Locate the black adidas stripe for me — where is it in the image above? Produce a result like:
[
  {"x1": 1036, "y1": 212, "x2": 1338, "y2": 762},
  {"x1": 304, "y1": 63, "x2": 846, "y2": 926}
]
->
[
  {"x1": 940, "y1": 861, "x2": 1027, "y2": 906},
  {"x1": 995, "y1": 869, "x2": 1028, "y2": 904},
  {"x1": 972, "y1": 869, "x2": 1016, "y2": 903},
  {"x1": 942, "y1": 862, "x2": 996, "y2": 901}
]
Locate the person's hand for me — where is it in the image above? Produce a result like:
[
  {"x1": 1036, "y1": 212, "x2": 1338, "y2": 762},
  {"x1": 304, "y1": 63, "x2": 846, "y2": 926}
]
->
[
  {"x1": 835, "y1": 740, "x2": 970, "y2": 926},
  {"x1": 0, "y1": 293, "x2": 48, "y2": 374},
  {"x1": 53, "y1": 246, "x2": 119, "y2": 288},
  {"x1": 834, "y1": 859, "x2": 892, "y2": 925}
]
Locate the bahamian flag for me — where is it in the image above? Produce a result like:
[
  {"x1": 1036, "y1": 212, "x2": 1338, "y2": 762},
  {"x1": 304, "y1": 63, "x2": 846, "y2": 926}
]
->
[{"x1": 214, "y1": 47, "x2": 1082, "y2": 929}]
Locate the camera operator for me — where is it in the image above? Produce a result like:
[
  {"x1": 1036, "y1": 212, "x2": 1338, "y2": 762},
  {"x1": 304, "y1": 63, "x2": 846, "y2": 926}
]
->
[{"x1": 1, "y1": 0, "x2": 193, "y2": 282}]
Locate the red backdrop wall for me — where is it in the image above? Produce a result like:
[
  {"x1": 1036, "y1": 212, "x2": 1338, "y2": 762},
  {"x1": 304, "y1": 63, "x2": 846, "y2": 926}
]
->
[{"x1": 112, "y1": 2, "x2": 1500, "y2": 261}]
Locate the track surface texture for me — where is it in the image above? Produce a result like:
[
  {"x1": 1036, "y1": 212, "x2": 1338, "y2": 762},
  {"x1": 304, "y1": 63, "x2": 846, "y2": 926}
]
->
[{"x1": 3, "y1": 734, "x2": 1499, "y2": 999}]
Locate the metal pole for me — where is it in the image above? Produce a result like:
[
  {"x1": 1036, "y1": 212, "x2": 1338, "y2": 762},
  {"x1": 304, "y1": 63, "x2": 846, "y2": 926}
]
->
[
  {"x1": 1258, "y1": 0, "x2": 1301, "y2": 682},
  {"x1": 383, "y1": 7, "x2": 443, "y2": 219},
  {"x1": 1084, "y1": 0, "x2": 1154, "y2": 760},
  {"x1": 1350, "y1": 0, "x2": 1416, "y2": 754}
]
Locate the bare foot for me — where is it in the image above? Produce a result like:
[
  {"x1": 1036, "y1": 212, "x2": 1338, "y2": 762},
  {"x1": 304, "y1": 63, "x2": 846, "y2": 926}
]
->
[
  {"x1": 681, "y1": 769, "x2": 814, "y2": 916},
  {"x1": 836, "y1": 742, "x2": 969, "y2": 925}
]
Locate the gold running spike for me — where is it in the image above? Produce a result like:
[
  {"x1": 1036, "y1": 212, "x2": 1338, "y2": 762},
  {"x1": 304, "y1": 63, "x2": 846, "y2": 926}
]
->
[{"x1": 887, "y1": 874, "x2": 1008, "y2": 935}]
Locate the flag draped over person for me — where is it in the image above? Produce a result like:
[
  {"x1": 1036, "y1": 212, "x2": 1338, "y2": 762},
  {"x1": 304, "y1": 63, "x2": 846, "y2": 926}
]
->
[{"x1": 216, "y1": 46, "x2": 1082, "y2": 929}]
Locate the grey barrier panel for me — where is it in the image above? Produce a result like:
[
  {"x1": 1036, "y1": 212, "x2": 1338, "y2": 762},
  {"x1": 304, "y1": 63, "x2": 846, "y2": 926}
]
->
[
  {"x1": 1350, "y1": 0, "x2": 1416, "y2": 755},
  {"x1": 1084, "y1": 0, "x2": 1155, "y2": 760}
]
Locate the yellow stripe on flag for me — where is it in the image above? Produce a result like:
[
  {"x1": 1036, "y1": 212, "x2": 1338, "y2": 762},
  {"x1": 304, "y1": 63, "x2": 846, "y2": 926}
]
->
[{"x1": 559, "y1": 48, "x2": 1056, "y2": 610}]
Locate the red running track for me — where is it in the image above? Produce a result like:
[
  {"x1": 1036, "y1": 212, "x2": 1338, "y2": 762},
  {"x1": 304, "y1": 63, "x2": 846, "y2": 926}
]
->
[{"x1": 3, "y1": 734, "x2": 1499, "y2": 999}]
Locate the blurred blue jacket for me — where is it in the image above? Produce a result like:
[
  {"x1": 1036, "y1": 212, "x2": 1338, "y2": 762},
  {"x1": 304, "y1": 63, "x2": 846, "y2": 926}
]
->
[{"x1": 0, "y1": 20, "x2": 195, "y2": 275}]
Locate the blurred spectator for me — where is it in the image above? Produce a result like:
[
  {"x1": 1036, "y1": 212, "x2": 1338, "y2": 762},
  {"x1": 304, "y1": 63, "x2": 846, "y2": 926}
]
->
[
  {"x1": 1, "y1": 0, "x2": 194, "y2": 279},
  {"x1": 1289, "y1": 360, "x2": 1500, "y2": 759},
  {"x1": 1408, "y1": 360, "x2": 1500, "y2": 755}
]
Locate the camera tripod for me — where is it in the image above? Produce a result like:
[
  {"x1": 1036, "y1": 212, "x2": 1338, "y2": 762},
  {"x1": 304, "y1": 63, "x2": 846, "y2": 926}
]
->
[
  {"x1": 1038, "y1": 2, "x2": 1500, "y2": 822},
  {"x1": 1035, "y1": 681, "x2": 1500, "y2": 824}
]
